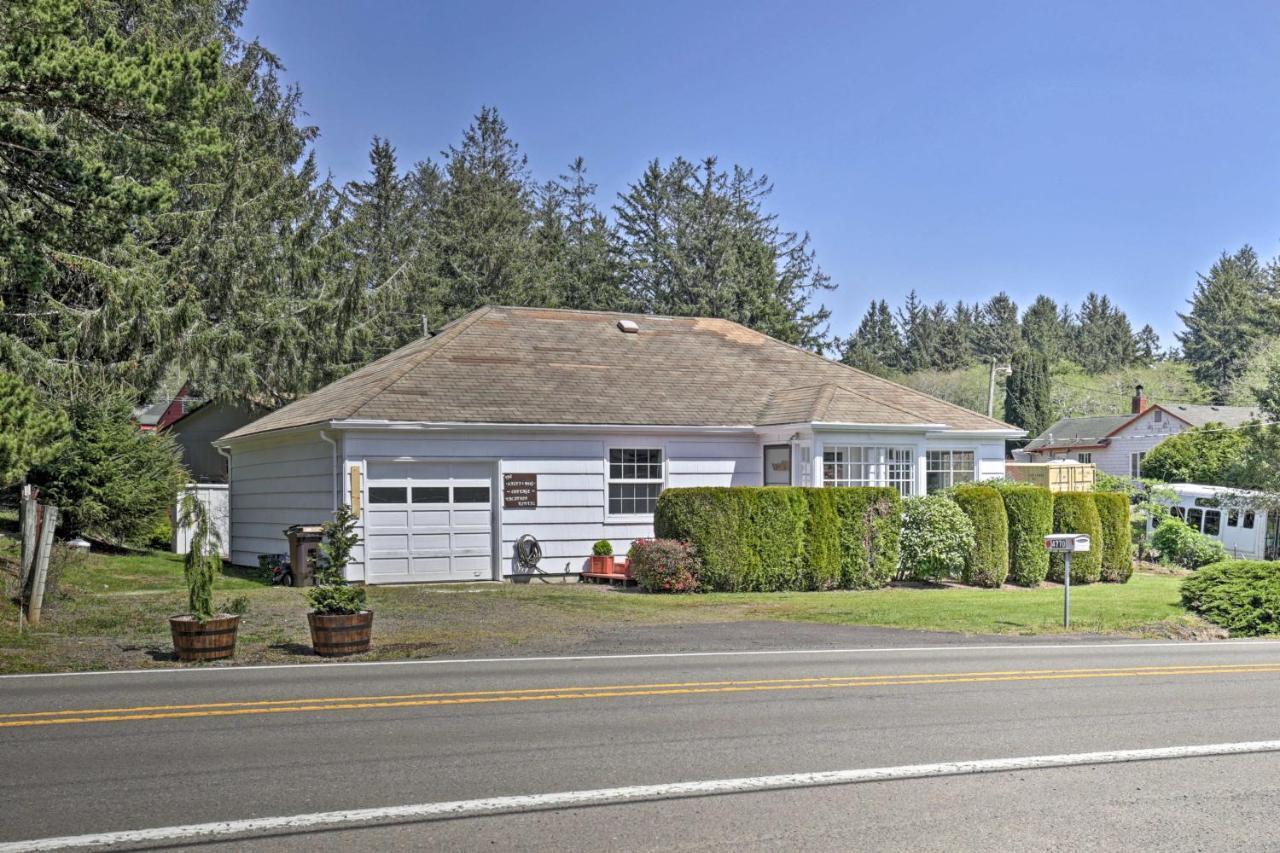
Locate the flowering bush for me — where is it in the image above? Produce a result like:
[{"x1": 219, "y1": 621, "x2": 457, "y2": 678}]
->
[
  {"x1": 629, "y1": 539, "x2": 700, "y2": 593},
  {"x1": 898, "y1": 496, "x2": 976, "y2": 581}
]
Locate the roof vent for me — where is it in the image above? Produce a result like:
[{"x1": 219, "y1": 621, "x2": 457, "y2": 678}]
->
[{"x1": 616, "y1": 319, "x2": 639, "y2": 334}]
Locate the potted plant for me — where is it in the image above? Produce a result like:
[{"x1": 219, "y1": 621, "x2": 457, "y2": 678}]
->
[
  {"x1": 170, "y1": 493, "x2": 240, "y2": 662},
  {"x1": 306, "y1": 505, "x2": 372, "y2": 656},
  {"x1": 589, "y1": 539, "x2": 614, "y2": 574}
]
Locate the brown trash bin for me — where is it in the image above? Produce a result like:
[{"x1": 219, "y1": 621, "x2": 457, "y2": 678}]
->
[{"x1": 284, "y1": 524, "x2": 325, "y2": 586}]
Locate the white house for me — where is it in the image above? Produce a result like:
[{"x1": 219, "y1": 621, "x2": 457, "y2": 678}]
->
[
  {"x1": 215, "y1": 306, "x2": 1023, "y2": 584},
  {"x1": 1015, "y1": 386, "x2": 1265, "y2": 478}
]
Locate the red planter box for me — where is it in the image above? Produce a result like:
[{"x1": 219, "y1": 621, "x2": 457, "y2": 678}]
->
[{"x1": 588, "y1": 554, "x2": 615, "y2": 575}]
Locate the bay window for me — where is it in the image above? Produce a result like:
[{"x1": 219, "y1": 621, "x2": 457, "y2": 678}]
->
[{"x1": 822, "y1": 446, "x2": 915, "y2": 496}]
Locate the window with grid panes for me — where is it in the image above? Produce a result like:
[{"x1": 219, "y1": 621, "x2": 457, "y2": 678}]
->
[
  {"x1": 925, "y1": 450, "x2": 975, "y2": 492},
  {"x1": 608, "y1": 448, "x2": 663, "y2": 515}
]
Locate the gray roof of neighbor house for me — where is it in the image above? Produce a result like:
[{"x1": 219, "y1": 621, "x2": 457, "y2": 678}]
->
[
  {"x1": 220, "y1": 306, "x2": 1020, "y2": 442},
  {"x1": 1024, "y1": 402, "x2": 1268, "y2": 452}
]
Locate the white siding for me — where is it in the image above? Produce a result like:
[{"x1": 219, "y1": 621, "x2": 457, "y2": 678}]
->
[
  {"x1": 226, "y1": 430, "x2": 335, "y2": 568},
  {"x1": 341, "y1": 430, "x2": 762, "y2": 580},
  {"x1": 1029, "y1": 409, "x2": 1188, "y2": 477}
]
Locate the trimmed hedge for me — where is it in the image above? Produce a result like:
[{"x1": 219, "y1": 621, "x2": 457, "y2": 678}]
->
[
  {"x1": 951, "y1": 485, "x2": 1009, "y2": 587},
  {"x1": 992, "y1": 484, "x2": 1052, "y2": 586},
  {"x1": 1181, "y1": 560, "x2": 1280, "y2": 636},
  {"x1": 899, "y1": 495, "x2": 976, "y2": 581},
  {"x1": 653, "y1": 486, "x2": 901, "y2": 592},
  {"x1": 1048, "y1": 493, "x2": 1103, "y2": 584},
  {"x1": 1093, "y1": 492, "x2": 1134, "y2": 583}
]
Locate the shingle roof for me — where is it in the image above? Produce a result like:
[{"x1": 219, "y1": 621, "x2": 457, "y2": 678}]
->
[
  {"x1": 220, "y1": 306, "x2": 1018, "y2": 441},
  {"x1": 1023, "y1": 415, "x2": 1134, "y2": 451},
  {"x1": 1160, "y1": 403, "x2": 1265, "y2": 428}
]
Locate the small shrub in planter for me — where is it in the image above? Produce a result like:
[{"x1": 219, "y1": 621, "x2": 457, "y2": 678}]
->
[
  {"x1": 898, "y1": 496, "x2": 975, "y2": 581},
  {"x1": 589, "y1": 539, "x2": 615, "y2": 574},
  {"x1": 1151, "y1": 517, "x2": 1228, "y2": 569},
  {"x1": 951, "y1": 485, "x2": 1009, "y2": 587},
  {"x1": 991, "y1": 483, "x2": 1052, "y2": 586},
  {"x1": 1049, "y1": 493, "x2": 1103, "y2": 584},
  {"x1": 630, "y1": 539, "x2": 700, "y2": 593},
  {"x1": 306, "y1": 505, "x2": 372, "y2": 656},
  {"x1": 1181, "y1": 560, "x2": 1280, "y2": 635},
  {"x1": 1094, "y1": 491, "x2": 1134, "y2": 582},
  {"x1": 169, "y1": 492, "x2": 239, "y2": 662}
]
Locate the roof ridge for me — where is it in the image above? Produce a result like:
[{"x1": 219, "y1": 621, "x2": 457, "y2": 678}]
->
[
  {"x1": 810, "y1": 383, "x2": 839, "y2": 421},
  {"x1": 821, "y1": 382, "x2": 948, "y2": 423},
  {"x1": 347, "y1": 307, "x2": 494, "y2": 419}
]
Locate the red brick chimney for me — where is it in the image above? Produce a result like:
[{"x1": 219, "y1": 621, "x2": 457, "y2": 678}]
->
[{"x1": 1131, "y1": 384, "x2": 1148, "y2": 414}]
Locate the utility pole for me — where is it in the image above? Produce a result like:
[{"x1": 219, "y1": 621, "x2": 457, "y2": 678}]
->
[
  {"x1": 421, "y1": 315, "x2": 430, "y2": 338},
  {"x1": 987, "y1": 358, "x2": 1012, "y2": 418}
]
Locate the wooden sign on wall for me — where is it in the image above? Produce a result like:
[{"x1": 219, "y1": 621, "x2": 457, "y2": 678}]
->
[{"x1": 503, "y1": 473, "x2": 538, "y2": 509}]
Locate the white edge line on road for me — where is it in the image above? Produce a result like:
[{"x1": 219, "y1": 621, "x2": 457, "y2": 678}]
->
[
  {"x1": 4, "y1": 638, "x2": 1280, "y2": 681},
  {"x1": 4, "y1": 739, "x2": 1279, "y2": 852}
]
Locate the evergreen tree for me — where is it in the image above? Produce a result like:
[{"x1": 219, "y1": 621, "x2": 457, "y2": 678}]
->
[
  {"x1": 1073, "y1": 292, "x2": 1137, "y2": 373},
  {"x1": 0, "y1": 371, "x2": 67, "y2": 487},
  {"x1": 537, "y1": 158, "x2": 624, "y2": 311},
  {"x1": 1003, "y1": 348, "x2": 1053, "y2": 437},
  {"x1": 0, "y1": 0, "x2": 224, "y2": 398},
  {"x1": 434, "y1": 107, "x2": 540, "y2": 317},
  {"x1": 614, "y1": 157, "x2": 832, "y2": 348},
  {"x1": 1021, "y1": 295, "x2": 1067, "y2": 362},
  {"x1": 1135, "y1": 324, "x2": 1161, "y2": 364},
  {"x1": 1177, "y1": 247, "x2": 1266, "y2": 403},
  {"x1": 972, "y1": 293, "x2": 1020, "y2": 362},
  {"x1": 840, "y1": 300, "x2": 901, "y2": 372},
  {"x1": 894, "y1": 291, "x2": 939, "y2": 372},
  {"x1": 950, "y1": 302, "x2": 977, "y2": 368}
]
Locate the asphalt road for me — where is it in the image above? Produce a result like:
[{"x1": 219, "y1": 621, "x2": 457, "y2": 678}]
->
[{"x1": 4, "y1": 635, "x2": 1280, "y2": 851}]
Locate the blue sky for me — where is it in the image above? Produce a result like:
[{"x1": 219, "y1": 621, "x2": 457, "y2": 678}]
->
[{"x1": 239, "y1": 0, "x2": 1280, "y2": 346}]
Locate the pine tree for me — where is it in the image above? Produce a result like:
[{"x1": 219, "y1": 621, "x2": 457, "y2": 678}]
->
[
  {"x1": 1177, "y1": 247, "x2": 1266, "y2": 403},
  {"x1": 1073, "y1": 292, "x2": 1137, "y2": 373},
  {"x1": 434, "y1": 107, "x2": 540, "y2": 317},
  {"x1": 1021, "y1": 295, "x2": 1067, "y2": 362},
  {"x1": 0, "y1": 371, "x2": 67, "y2": 487},
  {"x1": 1135, "y1": 324, "x2": 1161, "y2": 364},
  {"x1": 973, "y1": 293, "x2": 1020, "y2": 362},
  {"x1": 1004, "y1": 348, "x2": 1053, "y2": 437},
  {"x1": 950, "y1": 302, "x2": 977, "y2": 368},
  {"x1": 537, "y1": 158, "x2": 624, "y2": 311},
  {"x1": 840, "y1": 300, "x2": 901, "y2": 373},
  {"x1": 895, "y1": 291, "x2": 939, "y2": 372}
]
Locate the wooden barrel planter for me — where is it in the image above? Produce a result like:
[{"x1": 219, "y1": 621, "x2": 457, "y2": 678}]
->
[
  {"x1": 169, "y1": 614, "x2": 240, "y2": 662},
  {"x1": 308, "y1": 611, "x2": 374, "y2": 657}
]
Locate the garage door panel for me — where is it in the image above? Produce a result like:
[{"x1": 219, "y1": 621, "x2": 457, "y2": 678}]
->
[
  {"x1": 411, "y1": 510, "x2": 450, "y2": 526},
  {"x1": 411, "y1": 533, "x2": 451, "y2": 551},
  {"x1": 364, "y1": 465, "x2": 494, "y2": 584},
  {"x1": 452, "y1": 532, "x2": 491, "y2": 550}
]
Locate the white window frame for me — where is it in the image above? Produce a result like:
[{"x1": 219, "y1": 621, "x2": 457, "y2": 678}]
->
[
  {"x1": 606, "y1": 445, "x2": 665, "y2": 519},
  {"x1": 925, "y1": 449, "x2": 977, "y2": 493},
  {"x1": 822, "y1": 445, "x2": 916, "y2": 496},
  {"x1": 1130, "y1": 451, "x2": 1146, "y2": 478}
]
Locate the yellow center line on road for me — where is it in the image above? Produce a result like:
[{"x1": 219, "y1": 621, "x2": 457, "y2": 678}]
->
[
  {"x1": 2, "y1": 662, "x2": 1280, "y2": 730},
  {"x1": 2, "y1": 661, "x2": 1276, "y2": 722}
]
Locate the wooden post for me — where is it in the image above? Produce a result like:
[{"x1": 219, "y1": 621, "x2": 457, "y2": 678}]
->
[
  {"x1": 27, "y1": 505, "x2": 58, "y2": 628},
  {"x1": 18, "y1": 484, "x2": 38, "y2": 592}
]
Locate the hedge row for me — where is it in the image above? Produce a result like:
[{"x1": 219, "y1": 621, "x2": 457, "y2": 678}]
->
[
  {"x1": 1093, "y1": 492, "x2": 1134, "y2": 582},
  {"x1": 1049, "y1": 493, "x2": 1104, "y2": 584},
  {"x1": 654, "y1": 487, "x2": 902, "y2": 592},
  {"x1": 992, "y1": 483, "x2": 1053, "y2": 586},
  {"x1": 951, "y1": 486, "x2": 1008, "y2": 587}
]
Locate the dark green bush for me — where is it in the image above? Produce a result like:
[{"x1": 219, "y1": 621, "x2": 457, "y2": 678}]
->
[
  {"x1": 951, "y1": 485, "x2": 1009, "y2": 587},
  {"x1": 1181, "y1": 560, "x2": 1280, "y2": 636},
  {"x1": 899, "y1": 495, "x2": 975, "y2": 581},
  {"x1": 1048, "y1": 493, "x2": 1103, "y2": 584},
  {"x1": 1094, "y1": 492, "x2": 1134, "y2": 583},
  {"x1": 992, "y1": 483, "x2": 1052, "y2": 586},
  {"x1": 653, "y1": 486, "x2": 900, "y2": 592},
  {"x1": 1151, "y1": 517, "x2": 1228, "y2": 569}
]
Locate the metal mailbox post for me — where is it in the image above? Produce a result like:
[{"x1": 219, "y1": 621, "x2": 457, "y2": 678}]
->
[{"x1": 1044, "y1": 534, "x2": 1091, "y2": 628}]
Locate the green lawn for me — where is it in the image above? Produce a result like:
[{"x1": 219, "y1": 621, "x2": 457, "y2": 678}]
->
[{"x1": 0, "y1": 531, "x2": 1211, "y2": 673}]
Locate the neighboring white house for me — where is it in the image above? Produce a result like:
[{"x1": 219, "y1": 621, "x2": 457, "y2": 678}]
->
[
  {"x1": 1014, "y1": 386, "x2": 1265, "y2": 478},
  {"x1": 1154, "y1": 483, "x2": 1280, "y2": 561},
  {"x1": 214, "y1": 306, "x2": 1023, "y2": 584}
]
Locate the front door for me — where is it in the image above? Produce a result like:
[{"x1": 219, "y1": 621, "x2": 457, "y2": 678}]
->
[{"x1": 763, "y1": 444, "x2": 792, "y2": 486}]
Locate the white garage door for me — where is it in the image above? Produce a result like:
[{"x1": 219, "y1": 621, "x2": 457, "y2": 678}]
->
[{"x1": 364, "y1": 461, "x2": 494, "y2": 584}]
